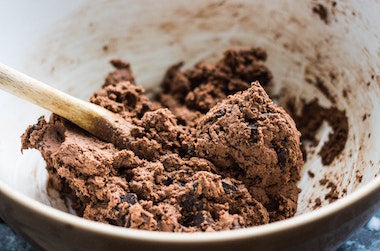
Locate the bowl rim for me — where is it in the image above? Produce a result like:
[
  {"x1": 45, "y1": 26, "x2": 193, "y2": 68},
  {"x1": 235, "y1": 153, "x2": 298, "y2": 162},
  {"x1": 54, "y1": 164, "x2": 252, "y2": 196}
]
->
[{"x1": 0, "y1": 174, "x2": 379, "y2": 243}]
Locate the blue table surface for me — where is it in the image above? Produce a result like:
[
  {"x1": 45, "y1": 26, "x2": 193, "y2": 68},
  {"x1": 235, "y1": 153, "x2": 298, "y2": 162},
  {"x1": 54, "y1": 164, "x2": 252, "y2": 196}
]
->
[{"x1": 0, "y1": 210, "x2": 379, "y2": 250}]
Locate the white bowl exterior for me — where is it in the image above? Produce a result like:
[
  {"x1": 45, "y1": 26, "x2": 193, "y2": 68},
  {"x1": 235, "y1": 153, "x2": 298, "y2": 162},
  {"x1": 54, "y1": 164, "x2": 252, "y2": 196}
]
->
[{"x1": 0, "y1": 0, "x2": 380, "y2": 250}]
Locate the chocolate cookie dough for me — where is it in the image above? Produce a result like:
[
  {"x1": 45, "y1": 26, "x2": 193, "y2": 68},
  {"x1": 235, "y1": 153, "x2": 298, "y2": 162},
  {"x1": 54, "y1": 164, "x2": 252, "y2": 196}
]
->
[
  {"x1": 158, "y1": 48, "x2": 272, "y2": 126},
  {"x1": 21, "y1": 48, "x2": 303, "y2": 232},
  {"x1": 192, "y1": 83, "x2": 302, "y2": 221}
]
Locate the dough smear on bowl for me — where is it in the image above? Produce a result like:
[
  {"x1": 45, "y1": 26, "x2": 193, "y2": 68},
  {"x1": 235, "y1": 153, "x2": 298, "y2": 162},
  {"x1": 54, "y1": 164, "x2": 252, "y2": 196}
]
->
[{"x1": 21, "y1": 48, "x2": 304, "y2": 232}]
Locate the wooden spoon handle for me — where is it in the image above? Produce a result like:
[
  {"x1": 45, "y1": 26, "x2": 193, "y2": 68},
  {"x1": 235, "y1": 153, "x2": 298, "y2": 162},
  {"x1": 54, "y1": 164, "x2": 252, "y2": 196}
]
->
[{"x1": 0, "y1": 62, "x2": 132, "y2": 147}]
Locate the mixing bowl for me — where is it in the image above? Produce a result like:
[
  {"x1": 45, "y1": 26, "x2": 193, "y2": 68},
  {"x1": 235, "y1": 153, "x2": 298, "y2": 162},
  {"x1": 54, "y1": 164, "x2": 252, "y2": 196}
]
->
[{"x1": 0, "y1": 0, "x2": 379, "y2": 250}]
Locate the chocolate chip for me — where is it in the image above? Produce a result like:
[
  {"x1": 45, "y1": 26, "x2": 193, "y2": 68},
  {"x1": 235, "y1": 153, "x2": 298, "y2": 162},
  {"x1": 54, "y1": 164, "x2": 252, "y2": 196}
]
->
[
  {"x1": 191, "y1": 212, "x2": 206, "y2": 226},
  {"x1": 187, "y1": 145, "x2": 195, "y2": 156},
  {"x1": 248, "y1": 122, "x2": 258, "y2": 143},
  {"x1": 120, "y1": 193, "x2": 137, "y2": 205},
  {"x1": 276, "y1": 147, "x2": 288, "y2": 167},
  {"x1": 192, "y1": 181, "x2": 199, "y2": 190},
  {"x1": 266, "y1": 196, "x2": 280, "y2": 211},
  {"x1": 162, "y1": 178, "x2": 173, "y2": 186},
  {"x1": 141, "y1": 212, "x2": 150, "y2": 222},
  {"x1": 180, "y1": 194, "x2": 196, "y2": 212},
  {"x1": 125, "y1": 92, "x2": 138, "y2": 107},
  {"x1": 55, "y1": 131, "x2": 63, "y2": 142},
  {"x1": 252, "y1": 175, "x2": 262, "y2": 184},
  {"x1": 124, "y1": 171, "x2": 134, "y2": 182},
  {"x1": 190, "y1": 211, "x2": 213, "y2": 227},
  {"x1": 125, "y1": 216, "x2": 131, "y2": 228},
  {"x1": 107, "y1": 218, "x2": 119, "y2": 226},
  {"x1": 214, "y1": 109, "x2": 226, "y2": 118},
  {"x1": 222, "y1": 180, "x2": 238, "y2": 194}
]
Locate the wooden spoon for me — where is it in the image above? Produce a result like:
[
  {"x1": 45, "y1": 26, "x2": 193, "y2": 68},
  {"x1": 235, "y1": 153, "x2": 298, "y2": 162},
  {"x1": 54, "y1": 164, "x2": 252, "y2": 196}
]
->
[{"x1": 0, "y1": 62, "x2": 133, "y2": 148}]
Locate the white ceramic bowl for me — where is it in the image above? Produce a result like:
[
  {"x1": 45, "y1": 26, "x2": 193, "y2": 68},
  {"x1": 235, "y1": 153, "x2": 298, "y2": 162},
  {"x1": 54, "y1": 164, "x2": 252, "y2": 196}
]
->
[{"x1": 0, "y1": 1, "x2": 379, "y2": 250}]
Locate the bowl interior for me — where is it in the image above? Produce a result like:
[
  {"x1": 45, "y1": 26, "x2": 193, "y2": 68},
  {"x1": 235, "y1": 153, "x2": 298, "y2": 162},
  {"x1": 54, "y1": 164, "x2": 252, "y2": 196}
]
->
[{"x1": 0, "y1": 0, "x2": 380, "y2": 218}]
